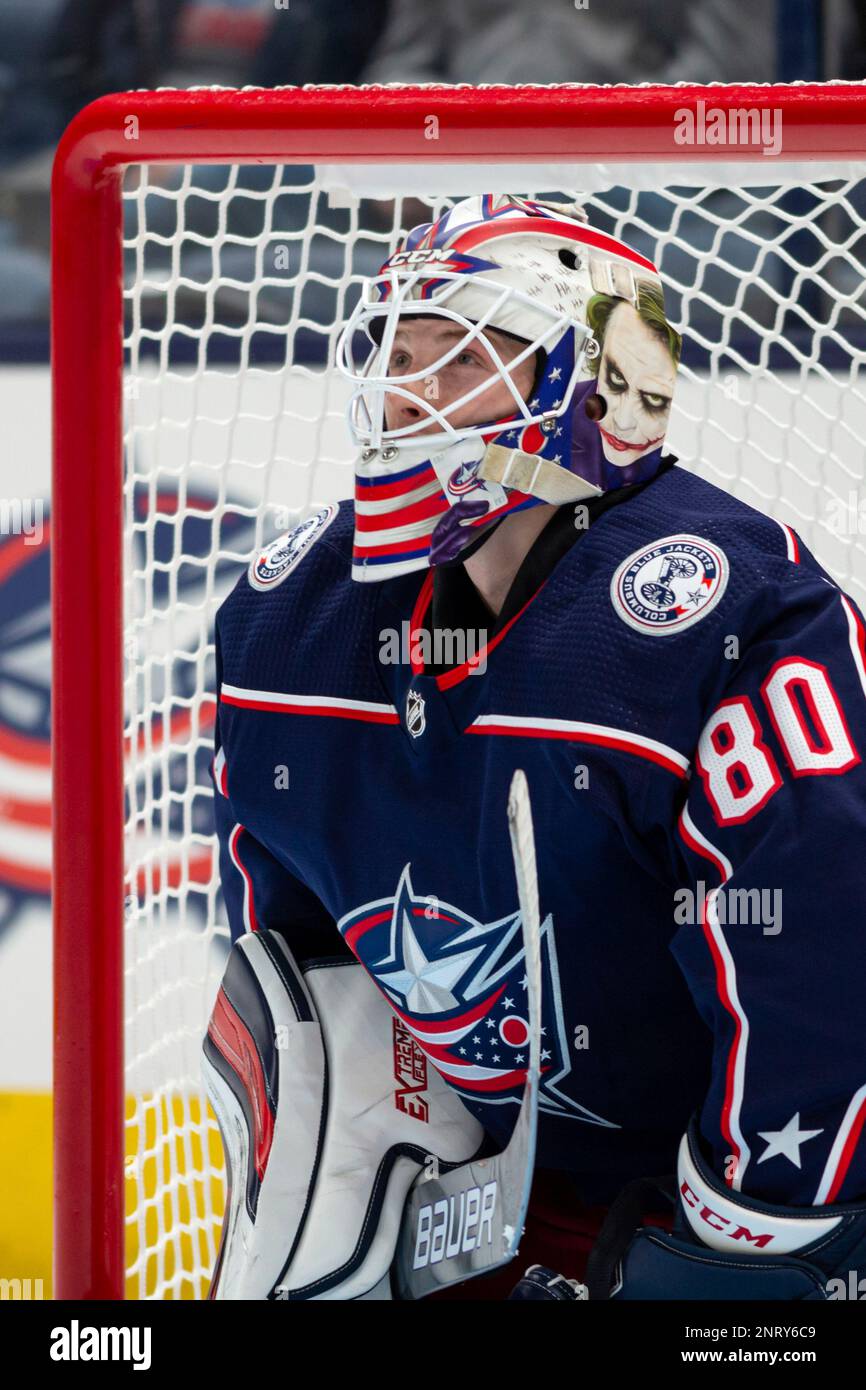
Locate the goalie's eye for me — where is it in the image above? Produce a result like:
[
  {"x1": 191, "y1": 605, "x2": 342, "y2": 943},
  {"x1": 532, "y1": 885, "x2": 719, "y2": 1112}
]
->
[{"x1": 640, "y1": 390, "x2": 669, "y2": 414}]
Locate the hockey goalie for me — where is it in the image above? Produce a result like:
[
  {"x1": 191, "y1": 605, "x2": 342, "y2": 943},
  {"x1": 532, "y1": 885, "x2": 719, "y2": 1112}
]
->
[{"x1": 201, "y1": 193, "x2": 866, "y2": 1300}]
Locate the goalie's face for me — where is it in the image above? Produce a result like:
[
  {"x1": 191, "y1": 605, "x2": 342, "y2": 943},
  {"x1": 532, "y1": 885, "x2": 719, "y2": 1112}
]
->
[{"x1": 382, "y1": 319, "x2": 537, "y2": 435}]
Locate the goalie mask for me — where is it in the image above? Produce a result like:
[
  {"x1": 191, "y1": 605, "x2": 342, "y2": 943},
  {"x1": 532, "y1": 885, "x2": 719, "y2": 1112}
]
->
[{"x1": 336, "y1": 194, "x2": 682, "y2": 583}]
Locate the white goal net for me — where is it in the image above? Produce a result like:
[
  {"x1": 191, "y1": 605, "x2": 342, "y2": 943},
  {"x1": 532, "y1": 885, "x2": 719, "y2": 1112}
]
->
[{"x1": 119, "y1": 146, "x2": 866, "y2": 1298}]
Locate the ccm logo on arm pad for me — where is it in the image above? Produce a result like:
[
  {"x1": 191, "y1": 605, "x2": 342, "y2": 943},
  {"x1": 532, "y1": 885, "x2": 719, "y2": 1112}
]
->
[{"x1": 677, "y1": 1132, "x2": 841, "y2": 1255}]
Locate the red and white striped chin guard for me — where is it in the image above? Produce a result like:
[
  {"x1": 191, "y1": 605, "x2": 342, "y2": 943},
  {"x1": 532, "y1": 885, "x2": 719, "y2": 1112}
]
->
[{"x1": 351, "y1": 431, "x2": 538, "y2": 584}]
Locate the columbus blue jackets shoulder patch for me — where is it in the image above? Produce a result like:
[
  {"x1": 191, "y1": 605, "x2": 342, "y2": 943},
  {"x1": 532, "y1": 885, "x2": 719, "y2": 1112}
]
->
[
  {"x1": 248, "y1": 503, "x2": 340, "y2": 592},
  {"x1": 610, "y1": 532, "x2": 729, "y2": 636}
]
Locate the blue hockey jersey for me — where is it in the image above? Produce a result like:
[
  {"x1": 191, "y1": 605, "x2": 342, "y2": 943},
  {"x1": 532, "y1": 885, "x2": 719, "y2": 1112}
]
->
[{"x1": 212, "y1": 463, "x2": 866, "y2": 1209}]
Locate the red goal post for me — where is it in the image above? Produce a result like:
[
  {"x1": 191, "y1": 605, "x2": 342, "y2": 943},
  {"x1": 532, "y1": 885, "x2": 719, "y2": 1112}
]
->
[{"x1": 52, "y1": 82, "x2": 866, "y2": 1300}]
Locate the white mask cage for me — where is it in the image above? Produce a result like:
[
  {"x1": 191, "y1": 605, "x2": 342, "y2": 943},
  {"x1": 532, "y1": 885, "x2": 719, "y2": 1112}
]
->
[{"x1": 335, "y1": 266, "x2": 597, "y2": 453}]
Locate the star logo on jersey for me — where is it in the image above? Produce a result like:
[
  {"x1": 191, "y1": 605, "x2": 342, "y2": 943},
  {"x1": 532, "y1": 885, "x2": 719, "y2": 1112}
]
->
[
  {"x1": 610, "y1": 533, "x2": 729, "y2": 636},
  {"x1": 338, "y1": 866, "x2": 618, "y2": 1126},
  {"x1": 248, "y1": 503, "x2": 339, "y2": 592},
  {"x1": 756, "y1": 1113, "x2": 823, "y2": 1169}
]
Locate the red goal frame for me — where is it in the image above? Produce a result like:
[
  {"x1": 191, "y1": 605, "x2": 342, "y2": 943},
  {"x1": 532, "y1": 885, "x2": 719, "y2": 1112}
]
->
[{"x1": 51, "y1": 81, "x2": 866, "y2": 1300}]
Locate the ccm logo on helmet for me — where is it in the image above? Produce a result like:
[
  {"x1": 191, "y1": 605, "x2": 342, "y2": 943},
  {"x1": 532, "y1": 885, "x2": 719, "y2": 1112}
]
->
[
  {"x1": 388, "y1": 249, "x2": 458, "y2": 269},
  {"x1": 680, "y1": 1180, "x2": 773, "y2": 1248}
]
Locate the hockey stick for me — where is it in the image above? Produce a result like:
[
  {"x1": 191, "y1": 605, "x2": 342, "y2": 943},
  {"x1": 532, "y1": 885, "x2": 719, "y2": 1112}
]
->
[{"x1": 391, "y1": 768, "x2": 542, "y2": 1300}]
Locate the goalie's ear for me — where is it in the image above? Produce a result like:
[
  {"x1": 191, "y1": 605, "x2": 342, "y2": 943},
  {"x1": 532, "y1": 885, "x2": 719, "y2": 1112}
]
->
[{"x1": 203, "y1": 929, "x2": 484, "y2": 1300}]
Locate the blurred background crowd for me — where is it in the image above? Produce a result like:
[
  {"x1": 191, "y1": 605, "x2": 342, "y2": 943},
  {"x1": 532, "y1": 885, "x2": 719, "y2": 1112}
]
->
[{"x1": 1, "y1": 0, "x2": 864, "y2": 357}]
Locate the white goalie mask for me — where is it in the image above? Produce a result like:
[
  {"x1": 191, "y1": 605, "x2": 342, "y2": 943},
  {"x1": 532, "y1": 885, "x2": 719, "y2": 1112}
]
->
[{"x1": 335, "y1": 194, "x2": 680, "y2": 582}]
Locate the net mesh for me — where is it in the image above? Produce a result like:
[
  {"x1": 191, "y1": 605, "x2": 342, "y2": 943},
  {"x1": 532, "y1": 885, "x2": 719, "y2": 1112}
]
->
[{"x1": 121, "y1": 159, "x2": 866, "y2": 1298}]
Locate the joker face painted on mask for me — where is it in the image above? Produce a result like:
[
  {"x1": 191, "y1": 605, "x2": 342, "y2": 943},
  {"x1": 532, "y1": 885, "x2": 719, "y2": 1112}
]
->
[{"x1": 591, "y1": 299, "x2": 677, "y2": 468}]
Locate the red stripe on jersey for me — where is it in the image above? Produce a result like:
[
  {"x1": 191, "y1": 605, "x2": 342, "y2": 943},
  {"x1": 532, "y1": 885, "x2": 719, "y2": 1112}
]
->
[
  {"x1": 408, "y1": 571, "x2": 435, "y2": 674},
  {"x1": 780, "y1": 522, "x2": 801, "y2": 563},
  {"x1": 228, "y1": 824, "x2": 260, "y2": 933},
  {"x1": 677, "y1": 809, "x2": 744, "y2": 1186},
  {"x1": 407, "y1": 570, "x2": 542, "y2": 687},
  {"x1": 469, "y1": 719, "x2": 688, "y2": 778},
  {"x1": 824, "y1": 1094, "x2": 866, "y2": 1204},
  {"x1": 843, "y1": 594, "x2": 866, "y2": 674},
  {"x1": 220, "y1": 691, "x2": 400, "y2": 724}
]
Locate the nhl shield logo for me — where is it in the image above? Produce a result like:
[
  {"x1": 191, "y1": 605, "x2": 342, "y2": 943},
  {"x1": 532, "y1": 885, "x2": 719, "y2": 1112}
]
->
[
  {"x1": 406, "y1": 689, "x2": 426, "y2": 738},
  {"x1": 248, "y1": 503, "x2": 339, "y2": 592},
  {"x1": 611, "y1": 533, "x2": 729, "y2": 636}
]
